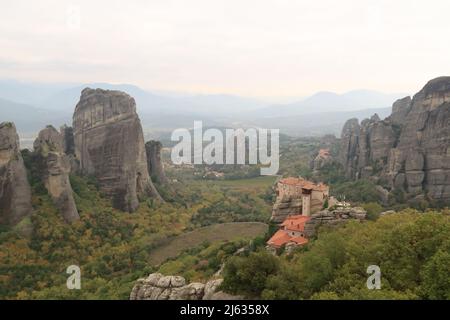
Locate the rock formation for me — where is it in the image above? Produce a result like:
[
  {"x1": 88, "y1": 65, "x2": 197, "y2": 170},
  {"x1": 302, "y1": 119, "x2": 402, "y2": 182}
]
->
[
  {"x1": 145, "y1": 140, "x2": 169, "y2": 185},
  {"x1": 312, "y1": 148, "x2": 332, "y2": 173},
  {"x1": 130, "y1": 273, "x2": 241, "y2": 300},
  {"x1": 338, "y1": 77, "x2": 450, "y2": 202},
  {"x1": 33, "y1": 126, "x2": 79, "y2": 223},
  {"x1": 304, "y1": 206, "x2": 366, "y2": 238},
  {"x1": 73, "y1": 88, "x2": 161, "y2": 212},
  {"x1": 271, "y1": 196, "x2": 303, "y2": 223},
  {"x1": 0, "y1": 122, "x2": 32, "y2": 225}
]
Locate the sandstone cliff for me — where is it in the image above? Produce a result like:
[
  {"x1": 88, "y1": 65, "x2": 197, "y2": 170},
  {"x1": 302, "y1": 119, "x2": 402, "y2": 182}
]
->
[
  {"x1": 73, "y1": 88, "x2": 161, "y2": 212},
  {"x1": 339, "y1": 77, "x2": 450, "y2": 202},
  {"x1": 33, "y1": 126, "x2": 79, "y2": 223},
  {"x1": 271, "y1": 196, "x2": 302, "y2": 223},
  {"x1": 0, "y1": 122, "x2": 33, "y2": 225},
  {"x1": 130, "y1": 273, "x2": 241, "y2": 300},
  {"x1": 145, "y1": 140, "x2": 169, "y2": 185}
]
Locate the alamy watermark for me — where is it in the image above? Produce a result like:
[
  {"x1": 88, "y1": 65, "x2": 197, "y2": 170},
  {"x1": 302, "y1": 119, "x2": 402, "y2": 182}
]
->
[
  {"x1": 66, "y1": 265, "x2": 81, "y2": 290},
  {"x1": 66, "y1": 4, "x2": 81, "y2": 30},
  {"x1": 366, "y1": 265, "x2": 381, "y2": 290},
  {"x1": 170, "y1": 121, "x2": 279, "y2": 175}
]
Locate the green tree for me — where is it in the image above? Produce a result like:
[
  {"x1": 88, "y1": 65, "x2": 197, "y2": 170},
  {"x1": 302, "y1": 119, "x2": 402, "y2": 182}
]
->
[
  {"x1": 221, "y1": 250, "x2": 280, "y2": 297},
  {"x1": 420, "y1": 249, "x2": 450, "y2": 299}
]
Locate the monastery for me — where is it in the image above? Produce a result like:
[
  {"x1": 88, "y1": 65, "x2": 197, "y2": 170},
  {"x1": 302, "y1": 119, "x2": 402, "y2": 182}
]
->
[{"x1": 267, "y1": 177, "x2": 330, "y2": 251}]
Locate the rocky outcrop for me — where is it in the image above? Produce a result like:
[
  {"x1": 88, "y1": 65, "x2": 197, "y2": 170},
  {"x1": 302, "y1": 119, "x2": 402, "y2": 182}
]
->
[
  {"x1": 0, "y1": 122, "x2": 32, "y2": 226},
  {"x1": 339, "y1": 118, "x2": 360, "y2": 179},
  {"x1": 33, "y1": 126, "x2": 79, "y2": 223},
  {"x1": 340, "y1": 114, "x2": 397, "y2": 179},
  {"x1": 130, "y1": 273, "x2": 242, "y2": 300},
  {"x1": 271, "y1": 196, "x2": 302, "y2": 223},
  {"x1": 338, "y1": 77, "x2": 450, "y2": 202},
  {"x1": 145, "y1": 140, "x2": 169, "y2": 185},
  {"x1": 312, "y1": 149, "x2": 332, "y2": 173},
  {"x1": 73, "y1": 88, "x2": 161, "y2": 212},
  {"x1": 390, "y1": 96, "x2": 412, "y2": 125},
  {"x1": 304, "y1": 206, "x2": 366, "y2": 238}
]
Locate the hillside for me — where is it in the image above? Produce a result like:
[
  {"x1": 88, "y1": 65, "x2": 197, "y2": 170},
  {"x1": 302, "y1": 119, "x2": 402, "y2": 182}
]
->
[{"x1": 219, "y1": 211, "x2": 450, "y2": 300}]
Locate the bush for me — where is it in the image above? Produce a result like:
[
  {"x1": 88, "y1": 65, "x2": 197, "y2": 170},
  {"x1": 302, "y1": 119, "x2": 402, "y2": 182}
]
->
[
  {"x1": 331, "y1": 179, "x2": 381, "y2": 203},
  {"x1": 362, "y1": 202, "x2": 384, "y2": 220}
]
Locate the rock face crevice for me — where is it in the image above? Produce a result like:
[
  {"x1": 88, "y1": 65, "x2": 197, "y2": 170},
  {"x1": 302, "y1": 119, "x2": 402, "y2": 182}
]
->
[
  {"x1": 33, "y1": 126, "x2": 79, "y2": 223},
  {"x1": 145, "y1": 140, "x2": 169, "y2": 185},
  {"x1": 339, "y1": 77, "x2": 450, "y2": 201},
  {"x1": 73, "y1": 88, "x2": 162, "y2": 212},
  {"x1": 60, "y1": 125, "x2": 79, "y2": 173},
  {"x1": 0, "y1": 122, "x2": 33, "y2": 225}
]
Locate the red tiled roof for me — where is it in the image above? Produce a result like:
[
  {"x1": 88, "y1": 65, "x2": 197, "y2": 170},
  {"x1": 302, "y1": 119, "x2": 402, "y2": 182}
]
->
[
  {"x1": 318, "y1": 148, "x2": 330, "y2": 158},
  {"x1": 267, "y1": 229, "x2": 309, "y2": 248},
  {"x1": 280, "y1": 215, "x2": 310, "y2": 232},
  {"x1": 278, "y1": 177, "x2": 329, "y2": 192},
  {"x1": 267, "y1": 229, "x2": 292, "y2": 248},
  {"x1": 290, "y1": 236, "x2": 309, "y2": 245},
  {"x1": 279, "y1": 177, "x2": 307, "y2": 186},
  {"x1": 267, "y1": 214, "x2": 311, "y2": 248}
]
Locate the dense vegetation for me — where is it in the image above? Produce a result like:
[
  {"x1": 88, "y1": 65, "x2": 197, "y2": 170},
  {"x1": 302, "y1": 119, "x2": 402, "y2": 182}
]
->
[
  {"x1": 0, "y1": 162, "x2": 274, "y2": 299},
  {"x1": 221, "y1": 210, "x2": 450, "y2": 299}
]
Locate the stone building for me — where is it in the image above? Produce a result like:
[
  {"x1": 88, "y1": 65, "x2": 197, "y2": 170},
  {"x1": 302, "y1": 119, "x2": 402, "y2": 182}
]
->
[
  {"x1": 271, "y1": 177, "x2": 329, "y2": 222},
  {"x1": 268, "y1": 177, "x2": 331, "y2": 252},
  {"x1": 266, "y1": 215, "x2": 310, "y2": 252}
]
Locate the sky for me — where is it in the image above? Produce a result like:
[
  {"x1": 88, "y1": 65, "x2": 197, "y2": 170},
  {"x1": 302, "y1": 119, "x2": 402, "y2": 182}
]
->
[{"x1": 1, "y1": 0, "x2": 450, "y2": 98}]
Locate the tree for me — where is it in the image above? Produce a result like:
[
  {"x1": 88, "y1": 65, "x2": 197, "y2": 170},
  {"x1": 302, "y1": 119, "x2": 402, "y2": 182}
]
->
[
  {"x1": 221, "y1": 250, "x2": 280, "y2": 297},
  {"x1": 420, "y1": 249, "x2": 450, "y2": 299}
]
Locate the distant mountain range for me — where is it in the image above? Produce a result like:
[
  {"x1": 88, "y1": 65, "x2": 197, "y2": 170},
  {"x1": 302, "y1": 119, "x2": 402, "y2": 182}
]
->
[
  {"x1": 258, "y1": 90, "x2": 406, "y2": 117},
  {"x1": 0, "y1": 79, "x2": 407, "y2": 139}
]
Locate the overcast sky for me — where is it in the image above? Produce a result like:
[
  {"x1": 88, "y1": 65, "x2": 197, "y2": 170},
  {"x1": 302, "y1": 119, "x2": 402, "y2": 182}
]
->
[{"x1": 1, "y1": 0, "x2": 450, "y2": 97}]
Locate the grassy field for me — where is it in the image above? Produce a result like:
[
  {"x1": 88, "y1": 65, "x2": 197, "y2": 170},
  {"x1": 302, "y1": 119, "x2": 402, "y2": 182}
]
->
[
  {"x1": 213, "y1": 176, "x2": 277, "y2": 189},
  {"x1": 148, "y1": 222, "x2": 268, "y2": 265}
]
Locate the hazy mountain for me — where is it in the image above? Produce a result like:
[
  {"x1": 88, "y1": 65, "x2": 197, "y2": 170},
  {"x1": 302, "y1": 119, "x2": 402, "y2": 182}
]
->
[
  {"x1": 259, "y1": 90, "x2": 407, "y2": 116},
  {"x1": 0, "y1": 97, "x2": 70, "y2": 133},
  {"x1": 0, "y1": 79, "x2": 75, "y2": 106},
  {"x1": 1, "y1": 80, "x2": 262, "y2": 117},
  {"x1": 247, "y1": 107, "x2": 392, "y2": 137}
]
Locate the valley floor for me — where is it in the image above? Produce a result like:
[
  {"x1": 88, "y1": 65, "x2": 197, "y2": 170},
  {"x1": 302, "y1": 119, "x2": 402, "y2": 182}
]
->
[{"x1": 148, "y1": 222, "x2": 268, "y2": 265}]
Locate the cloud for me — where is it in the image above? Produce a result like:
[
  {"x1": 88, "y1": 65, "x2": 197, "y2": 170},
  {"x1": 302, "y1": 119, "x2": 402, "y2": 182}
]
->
[{"x1": 1, "y1": 0, "x2": 450, "y2": 96}]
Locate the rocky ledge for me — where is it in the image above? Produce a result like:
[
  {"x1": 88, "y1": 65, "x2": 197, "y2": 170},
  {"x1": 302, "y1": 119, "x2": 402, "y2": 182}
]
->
[
  {"x1": 304, "y1": 206, "x2": 367, "y2": 238},
  {"x1": 130, "y1": 273, "x2": 242, "y2": 300}
]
